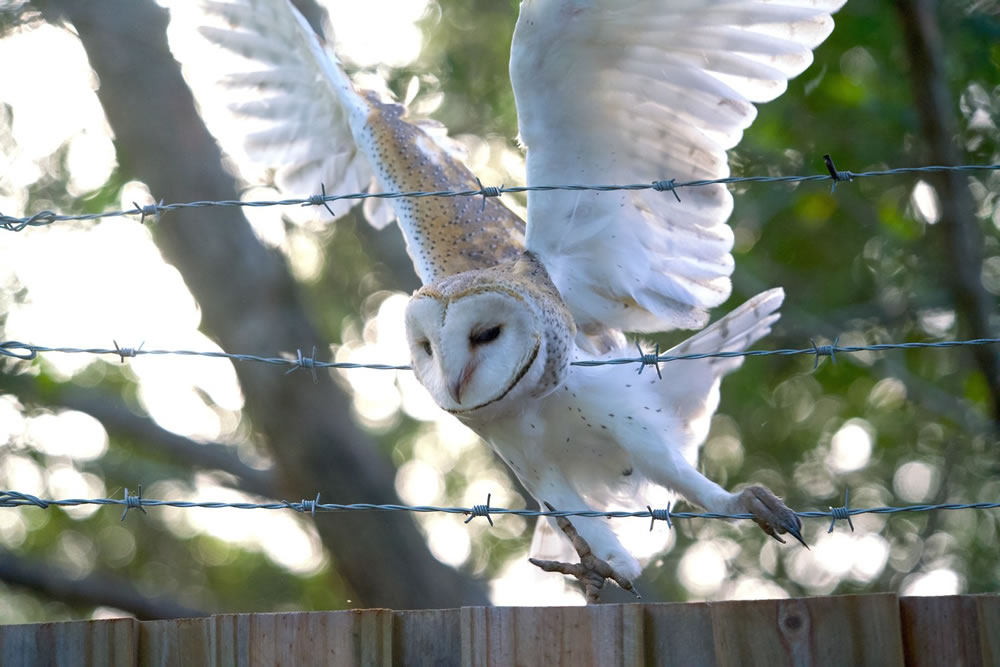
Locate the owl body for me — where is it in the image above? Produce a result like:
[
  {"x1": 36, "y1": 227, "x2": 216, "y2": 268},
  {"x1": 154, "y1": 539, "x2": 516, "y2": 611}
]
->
[
  {"x1": 472, "y1": 381, "x2": 643, "y2": 579},
  {"x1": 179, "y1": 0, "x2": 844, "y2": 594},
  {"x1": 434, "y1": 287, "x2": 784, "y2": 579}
]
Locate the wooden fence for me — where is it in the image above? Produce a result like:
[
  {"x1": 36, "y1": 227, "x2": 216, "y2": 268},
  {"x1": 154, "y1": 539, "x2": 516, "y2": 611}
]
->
[{"x1": 1, "y1": 594, "x2": 997, "y2": 666}]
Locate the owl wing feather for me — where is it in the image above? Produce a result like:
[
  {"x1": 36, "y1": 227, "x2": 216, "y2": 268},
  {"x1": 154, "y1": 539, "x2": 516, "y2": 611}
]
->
[
  {"x1": 169, "y1": 1, "x2": 526, "y2": 283},
  {"x1": 525, "y1": 288, "x2": 785, "y2": 581},
  {"x1": 168, "y1": 0, "x2": 391, "y2": 224},
  {"x1": 510, "y1": 0, "x2": 845, "y2": 334}
]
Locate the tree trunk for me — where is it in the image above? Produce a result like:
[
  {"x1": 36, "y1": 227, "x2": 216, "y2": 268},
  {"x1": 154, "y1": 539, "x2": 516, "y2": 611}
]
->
[
  {"x1": 36, "y1": 0, "x2": 487, "y2": 609},
  {"x1": 895, "y1": 0, "x2": 1000, "y2": 429},
  {"x1": 0, "y1": 550, "x2": 205, "y2": 620}
]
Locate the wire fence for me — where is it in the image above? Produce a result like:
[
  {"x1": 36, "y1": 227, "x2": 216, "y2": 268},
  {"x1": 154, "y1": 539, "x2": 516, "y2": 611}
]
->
[
  {"x1": 1, "y1": 160, "x2": 998, "y2": 231},
  {"x1": 3, "y1": 163, "x2": 998, "y2": 523},
  {"x1": 2, "y1": 337, "x2": 999, "y2": 375},
  {"x1": 2, "y1": 488, "x2": 998, "y2": 535},
  {"x1": 3, "y1": 158, "x2": 999, "y2": 602}
]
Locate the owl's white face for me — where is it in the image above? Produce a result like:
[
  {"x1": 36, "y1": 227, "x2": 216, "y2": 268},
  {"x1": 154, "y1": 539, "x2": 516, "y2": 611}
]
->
[{"x1": 405, "y1": 289, "x2": 547, "y2": 418}]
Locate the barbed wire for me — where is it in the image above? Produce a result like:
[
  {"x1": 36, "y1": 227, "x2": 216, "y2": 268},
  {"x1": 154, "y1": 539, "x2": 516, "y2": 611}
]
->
[
  {"x1": 2, "y1": 337, "x2": 999, "y2": 374},
  {"x1": 1, "y1": 489, "x2": 997, "y2": 535},
  {"x1": 2, "y1": 160, "x2": 998, "y2": 231}
]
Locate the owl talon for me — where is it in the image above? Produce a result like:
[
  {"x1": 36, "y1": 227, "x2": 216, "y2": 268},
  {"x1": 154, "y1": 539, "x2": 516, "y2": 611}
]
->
[
  {"x1": 529, "y1": 503, "x2": 640, "y2": 603},
  {"x1": 739, "y1": 485, "x2": 807, "y2": 548}
]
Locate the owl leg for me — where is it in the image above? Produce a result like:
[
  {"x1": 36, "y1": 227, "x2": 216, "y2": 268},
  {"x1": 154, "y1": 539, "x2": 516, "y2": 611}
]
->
[
  {"x1": 631, "y1": 443, "x2": 806, "y2": 546},
  {"x1": 522, "y1": 471, "x2": 641, "y2": 580},
  {"x1": 529, "y1": 503, "x2": 640, "y2": 604}
]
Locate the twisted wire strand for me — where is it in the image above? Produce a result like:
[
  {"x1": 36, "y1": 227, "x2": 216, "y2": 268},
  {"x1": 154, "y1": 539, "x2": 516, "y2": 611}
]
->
[
  {"x1": 3, "y1": 338, "x2": 998, "y2": 371},
  {"x1": 1, "y1": 490, "x2": 997, "y2": 528},
  {"x1": 2, "y1": 162, "x2": 997, "y2": 231}
]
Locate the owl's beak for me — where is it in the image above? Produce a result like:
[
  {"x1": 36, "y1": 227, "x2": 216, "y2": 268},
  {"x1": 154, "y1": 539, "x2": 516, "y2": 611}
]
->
[{"x1": 448, "y1": 361, "x2": 476, "y2": 405}]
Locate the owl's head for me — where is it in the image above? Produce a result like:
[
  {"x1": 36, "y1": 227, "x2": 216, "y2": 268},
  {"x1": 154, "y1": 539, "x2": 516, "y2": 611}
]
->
[{"x1": 404, "y1": 255, "x2": 574, "y2": 419}]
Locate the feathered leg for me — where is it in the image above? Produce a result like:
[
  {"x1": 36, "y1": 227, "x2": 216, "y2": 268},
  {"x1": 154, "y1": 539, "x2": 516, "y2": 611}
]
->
[{"x1": 529, "y1": 503, "x2": 641, "y2": 604}]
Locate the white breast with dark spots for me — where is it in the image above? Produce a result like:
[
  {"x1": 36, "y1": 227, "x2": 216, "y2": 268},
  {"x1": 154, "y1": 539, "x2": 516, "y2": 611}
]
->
[{"x1": 474, "y1": 362, "x2": 705, "y2": 501}]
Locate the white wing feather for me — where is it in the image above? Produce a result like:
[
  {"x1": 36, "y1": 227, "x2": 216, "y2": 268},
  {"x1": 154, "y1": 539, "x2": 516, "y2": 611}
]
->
[
  {"x1": 511, "y1": 0, "x2": 844, "y2": 333},
  {"x1": 168, "y1": 0, "x2": 464, "y2": 230},
  {"x1": 525, "y1": 288, "x2": 785, "y2": 578},
  {"x1": 167, "y1": 0, "x2": 385, "y2": 224}
]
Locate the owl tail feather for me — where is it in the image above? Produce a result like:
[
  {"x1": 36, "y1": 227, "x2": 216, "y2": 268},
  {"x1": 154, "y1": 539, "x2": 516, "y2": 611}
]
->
[{"x1": 667, "y1": 287, "x2": 784, "y2": 376}]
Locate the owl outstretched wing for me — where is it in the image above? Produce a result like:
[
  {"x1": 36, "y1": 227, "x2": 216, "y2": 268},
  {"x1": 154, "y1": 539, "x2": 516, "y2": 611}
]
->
[
  {"x1": 169, "y1": 0, "x2": 386, "y2": 224},
  {"x1": 510, "y1": 0, "x2": 845, "y2": 334},
  {"x1": 168, "y1": 0, "x2": 525, "y2": 283}
]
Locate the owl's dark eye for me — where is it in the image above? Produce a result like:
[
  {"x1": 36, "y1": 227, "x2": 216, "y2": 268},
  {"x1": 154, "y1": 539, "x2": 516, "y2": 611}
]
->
[
  {"x1": 470, "y1": 325, "x2": 502, "y2": 346},
  {"x1": 420, "y1": 340, "x2": 432, "y2": 357}
]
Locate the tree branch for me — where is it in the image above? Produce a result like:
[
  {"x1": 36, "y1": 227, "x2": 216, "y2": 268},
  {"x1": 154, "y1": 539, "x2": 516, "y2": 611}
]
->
[
  {"x1": 0, "y1": 550, "x2": 205, "y2": 620},
  {"x1": 0, "y1": 375, "x2": 278, "y2": 498},
  {"x1": 58, "y1": 389, "x2": 278, "y2": 499}
]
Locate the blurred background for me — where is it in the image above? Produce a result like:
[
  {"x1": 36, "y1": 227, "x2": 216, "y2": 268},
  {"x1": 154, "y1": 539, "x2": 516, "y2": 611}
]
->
[{"x1": 0, "y1": 0, "x2": 998, "y2": 621}]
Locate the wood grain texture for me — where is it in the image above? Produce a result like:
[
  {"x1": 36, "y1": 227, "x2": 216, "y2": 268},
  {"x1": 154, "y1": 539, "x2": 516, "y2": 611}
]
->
[
  {"x1": 461, "y1": 604, "x2": 644, "y2": 667},
  {"x1": 0, "y1": 617, "x2": 138, "y2": 667},
  {"x1": 708, "y1": 594, "x2": 905, "y2": 667},
  {"x1": 393, "y1": 608, "x2": 461, "y2": 667},
  {"x1": 4, "y1": 595, "x2": 1000, "y2": 666},
  {"x1": 140, "y1": 610, "x2": 393, "y2": 667},
  {"x1": 900, "y1": 594, "x2": 1000, "y2": 667},
  {"x1": 644, "y1": 602, "x2": 715, "y2": 666}
]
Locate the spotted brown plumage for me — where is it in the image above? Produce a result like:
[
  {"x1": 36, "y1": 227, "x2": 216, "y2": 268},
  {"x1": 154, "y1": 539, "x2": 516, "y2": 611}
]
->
[{"x1": 356, "y1": 95, "x2": 525, "y2": 283}]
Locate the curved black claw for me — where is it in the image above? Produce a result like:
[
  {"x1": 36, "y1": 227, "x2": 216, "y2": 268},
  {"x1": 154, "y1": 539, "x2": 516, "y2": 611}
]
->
[
  {"x1": 529, "y1": 503, "x2": 640, "y2": 604},
  {"x1": 740, "y1": 485, "x2": 808, "y2": 548}
]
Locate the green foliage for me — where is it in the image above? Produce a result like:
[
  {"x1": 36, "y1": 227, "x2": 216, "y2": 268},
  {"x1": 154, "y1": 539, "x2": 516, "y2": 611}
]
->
[
  {"x1": 402, "y1": 1, "x2": 1000, "y2": 601},
  {"x1": 2, "y1": 1, "x2": 999, "y2": 618}
]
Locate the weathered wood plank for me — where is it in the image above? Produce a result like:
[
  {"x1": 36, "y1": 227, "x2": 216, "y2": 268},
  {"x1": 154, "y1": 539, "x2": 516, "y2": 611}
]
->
[
  {"x1": 0, "y1": 617, "x2": 138, "y2": 667},
  {"x1": 900, "y1": 594, "x2": 1000, "y2": 667},
  {"x1": 393, "y1": 608, "x2": 461, "y2": 667},
  {"x1": 5, "y1": 595, "x2": 997, "y2": 666},
  {"x1": 971, "y1": 594, "x2": 1000, "y2": 667},
  {"x1": 139, "y1": 610, "x2": 393, "y2": 667},
  {"x1": 644, "y1": 602, "x2": 715, "y2": 666},
  {"x1": 461, "y1": 604, "x2": 644, "y2": 666},
  {"x1": 709, "y1": 594, "x2": 904, "y2": 666},
  {"x1": 140, "y1": 617, "x2": 202, "y2": 667}
]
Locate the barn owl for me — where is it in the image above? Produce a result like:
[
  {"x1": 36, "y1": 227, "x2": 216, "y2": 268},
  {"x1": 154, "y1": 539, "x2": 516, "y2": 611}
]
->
[{"x1": 171, "y1": 0, "x2": 845, "y2": 599}]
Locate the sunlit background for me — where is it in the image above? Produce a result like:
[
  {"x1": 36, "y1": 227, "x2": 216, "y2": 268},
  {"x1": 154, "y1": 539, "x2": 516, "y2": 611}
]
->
[{"x1": 1, "y1": 0, "x2": 999, "y2": 622}]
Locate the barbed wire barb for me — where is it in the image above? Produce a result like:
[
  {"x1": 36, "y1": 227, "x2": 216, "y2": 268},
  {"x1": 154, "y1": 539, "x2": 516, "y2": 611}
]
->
[
  {"x1": 475, "y1": 177, "x2": 503, "y2": 212},
  {"x1": 464, "y1": 494, "x2": 494, "y2": 526},
  {"x1": 636, "y1": 342, "x2": 663, "y2": 379},
  {"x1": 133, "y1": 199, "x2": 164, "y2": 224},
  {"x1": 120, "y1": 485, "x2": 147, "y2": 521},
  {"x1": 811, "y1": 336, "x2": 839, "y2": 369},
  {"x1": 285, "y1": 346, "x2": 319, "y2": 383},
  {"x1": 309, "y1": 183, "x2": 338, "y2": 219},
  {"x1": 828, "y1": 489, "x2": 854, "y2": 533},
  {"x1": 823, "y1": 153, "x2": 854, "y2": 193},
  {"x1": 648, "y1": 503, "x2": 673, "y2": 531},
  {"x1": 2, "y1": 162, "x2": 997, "y2": 231},
  {"x1": 651, "y1": 178, "x2": 682, "y2": 202},
  {"x1": 113, "y1": 340, "x2": 144, "y2": 363}
]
